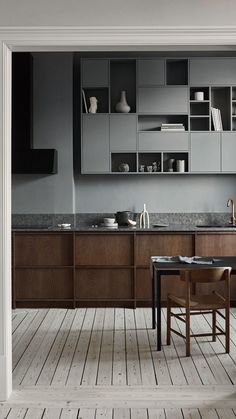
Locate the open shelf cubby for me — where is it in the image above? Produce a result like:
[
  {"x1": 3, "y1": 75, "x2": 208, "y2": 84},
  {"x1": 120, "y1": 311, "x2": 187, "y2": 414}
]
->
[
  {"x1": 110, "y1": 60, "x2": 136, "y2": 113},
  {"x1": 138, "y1": 115, "x2": 188, "y2": 131},
  {"x1": 211, "y1": 87, "x2": 231, "y2": 131},
  {"x1": 190, "y1": 102, "x2": 209, "y2": 116},
  {"x1": 190, "y1": 87, "x2": 209, "y2": 101},
  {"x1": 82, "y1": 88, "x2": 109, "y2": 113},
  {"x1": 111, "y1": 153, "x2": 137, "y2": 173},
  {"x1": 163, "y1": 152, "x2": 189, "y2": 173},
  {"x1": 138, "y1": 153, "x2": 161, "y2": 173},
  {"x1": 190, "y1": 117, "x2": 210, "y2": 131},
  {"x1": 166, "y1": 59, "x2": 188, "y2": 85}
]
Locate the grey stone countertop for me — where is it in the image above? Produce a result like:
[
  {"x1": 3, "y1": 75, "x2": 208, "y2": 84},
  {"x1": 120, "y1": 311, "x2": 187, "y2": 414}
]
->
[{"x1": 12, "y1": 223, "x2": 236, "y2": 232}]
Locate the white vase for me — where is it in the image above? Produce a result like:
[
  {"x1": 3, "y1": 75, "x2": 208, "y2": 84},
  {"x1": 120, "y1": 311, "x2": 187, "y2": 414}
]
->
[{"x1": 115, "y1": 91, "x2": 131, "y2": 113}]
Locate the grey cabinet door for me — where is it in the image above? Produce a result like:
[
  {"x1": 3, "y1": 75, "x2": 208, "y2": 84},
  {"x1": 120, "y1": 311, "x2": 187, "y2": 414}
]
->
[
  {"x1": 110, "y1": 115, "x2": 137, "y2": 151},
  {"x1": 138, "y1": 132, "x2": 189, "y2": 151},
  {"x1": 190, "y1": 59, "x2": 236, "y2": 85},
  {"x1": 190, "y1": 133, "x2": 221, "y2": 172},
  {"x1": 138, "y1": 59, "x2": 165, "y2": 86},
  {"x1": 82, "y1": 59, "x2": 109, "y2": 87},
  {"x1": 138, "y1": 87, "x2": 188, "y2": 113},
  {"x1": 82, "y1": 115, "x2": 109, "y2": 173},
  {"x1": 222, "y1": 133, "x2": 236, "y2": 172}
]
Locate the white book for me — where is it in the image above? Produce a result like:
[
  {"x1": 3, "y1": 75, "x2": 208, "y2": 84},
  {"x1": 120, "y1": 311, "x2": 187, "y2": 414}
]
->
[{"x1": 211, "y1": 107, "x2": 220, "y2": 131}]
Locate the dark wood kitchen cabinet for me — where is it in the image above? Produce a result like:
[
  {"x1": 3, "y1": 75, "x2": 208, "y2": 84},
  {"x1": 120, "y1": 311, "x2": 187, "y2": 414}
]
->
[
  {"x1": 12, "y1": 230, "x2": 236, "y2": 308},
  {"x1": 136, "y1": 233, "x2": 194, "y2": 303},
  {"x1": 12, "y1": 232, "x2": 74, "y2": 308},
  {"x1": 74, "y1": 233, "x2": 134, "y2": 307}
]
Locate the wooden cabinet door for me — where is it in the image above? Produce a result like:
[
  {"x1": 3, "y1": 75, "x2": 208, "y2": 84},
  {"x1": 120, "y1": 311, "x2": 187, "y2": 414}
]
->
[
  {"x1": 14, "y1": 233, "x2": 73, "y2": 266},
  {"x1": 195, "y1": 233, "x2": 236, "y2": 256},
  {"x1": 136, "y1": 233, "x2": 194, "y2": 266},
  {"x1": 75, "y1": 233, "x2": 133, "y2": 266}
]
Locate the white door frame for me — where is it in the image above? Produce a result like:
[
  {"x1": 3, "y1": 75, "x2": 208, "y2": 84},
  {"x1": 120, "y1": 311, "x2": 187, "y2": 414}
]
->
[{"x1": 1, "y1": 25, "x2": 236, "y2": 401}]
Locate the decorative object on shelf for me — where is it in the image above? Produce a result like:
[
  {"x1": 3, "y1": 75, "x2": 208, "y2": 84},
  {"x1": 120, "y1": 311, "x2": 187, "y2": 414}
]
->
[
  {"x1": 152, "y1": 161, "x2": 160, "y2": 172},
  {"x1": 168, "y1": 158, "x2": 175, "y2": 172},
  {"x1": 161, "y1": 123, "x2": 185, "y2": 132},
  {"x1": 89, "y1": 96, "x2": 98, "y2": 114},
  {"x1": 139, "y1": 164, "x2": 145, "y2": 172},
  {"x1": 139, "y1": 204, "x2": 150, "y2": 229},
  {"x1": 147, "y1": 165, "x2": 153, "y2": 173},
  {"x1": 176, "y1": 160, "x2": 185, "y2": 172},
  {"x1": 211, "y1": 107, "x2": 223, "y2": 131},
  {"x1": 194, "y1": 91, "x2": 204, "y2": 101},
  {"x1": 118, "y1": 162, "x2": 129, "y2": 172},
  {"x1": 115, "y1": 91, "x2": 131, "y2": 113}
]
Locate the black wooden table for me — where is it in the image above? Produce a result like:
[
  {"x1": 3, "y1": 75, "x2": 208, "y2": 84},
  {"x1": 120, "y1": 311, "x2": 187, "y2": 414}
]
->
[{"x1": 151, "y1": 256, "x2": 236, "y2": 351}]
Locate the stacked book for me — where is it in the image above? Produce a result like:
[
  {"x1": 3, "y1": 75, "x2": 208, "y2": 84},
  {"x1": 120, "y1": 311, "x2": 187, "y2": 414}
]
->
[
  {"x1": 211, "y1": 107, "x2": 223, "y2": 131},
  {"x1": 161, "y1": 123, "x2": 185, "y2": 132}
]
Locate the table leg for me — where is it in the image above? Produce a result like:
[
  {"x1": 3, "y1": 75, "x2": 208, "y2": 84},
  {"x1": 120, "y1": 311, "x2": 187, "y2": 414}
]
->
[
  {"x1": 156, "y1": 270, "x2": 161, "y2": 351},
  {"x1": 152, "y1": 265, "x2": 156, "y2": 329}
]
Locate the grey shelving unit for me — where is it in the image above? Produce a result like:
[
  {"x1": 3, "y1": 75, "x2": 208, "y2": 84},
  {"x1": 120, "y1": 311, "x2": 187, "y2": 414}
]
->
[{"x1": 80, "y1": 56, "x2": 236, "y2": 174}]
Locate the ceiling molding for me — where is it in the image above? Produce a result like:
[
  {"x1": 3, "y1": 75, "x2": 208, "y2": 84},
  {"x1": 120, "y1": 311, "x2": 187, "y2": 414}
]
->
[{"x1": 1, "y1": 26, "x2": 236, "y2": 49}]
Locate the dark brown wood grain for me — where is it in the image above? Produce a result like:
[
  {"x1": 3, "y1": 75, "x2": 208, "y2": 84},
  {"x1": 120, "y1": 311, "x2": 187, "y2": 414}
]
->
[
  {"x1": 136, "y1": 233, "x2": 194, "y2": 266},
  {"x1": 75, "y1": 233, "x2": 133, "y2": 266},
  {"x1": 15, "y1": 233, "x2": 73, "y2": 266},
  {"x1": 15, "y1": 268, "x2": 73, "y2": 299},
  {"x1": 75, "y1": 268, "x2": 133, "y2": 299},
  {"x1": 195, "y1": 233, "x2": 236, "y2": 256}
]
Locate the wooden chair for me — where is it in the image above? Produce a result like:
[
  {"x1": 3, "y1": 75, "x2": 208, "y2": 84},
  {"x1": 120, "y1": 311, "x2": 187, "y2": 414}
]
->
[{"x1": 166, "y1": 267, "x2": 232, "y2": 357}]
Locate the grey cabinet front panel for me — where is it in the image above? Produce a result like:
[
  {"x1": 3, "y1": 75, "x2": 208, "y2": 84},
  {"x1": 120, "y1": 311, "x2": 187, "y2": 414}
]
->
[
  {"x1": 190, "y1": 133, "x2": 221, "y2": 172},
  {"x1": 138, "y1": 59, "x2": 165, "y2": 86},
  {"x1": 138, "y1": 132, "x2": 189, "y2": 151},
  {"x1": 82, "y1": 59, "x2": 109, "y2": 87},
  {"x1": 110, "y1": 115, "x2": 137, "y2": 151},
  {"x1": 82, "y1": 115, "x2": 109, "y2": 173},
  {"x1": 138, "y1": 87, "x2": 188, "y2": 113},
  {"x1": 190, "y1": 59, "x2": 236, "y2": 85},
  {"x1": 222, "y1": 133, "x2": 236, "y2": 172}
]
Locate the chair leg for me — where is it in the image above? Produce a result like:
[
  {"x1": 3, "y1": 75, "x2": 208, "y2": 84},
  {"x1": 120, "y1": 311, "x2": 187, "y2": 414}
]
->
[
  {"x1": 186, "y1": 307, "x2": 190, "y2": 357},
  {"x1": 226, "y1": 306, "x2": 230, "y2": 353},
  {"x1": 212, "y1": 310, "x2": 216, "y2": 342},
  {"x1": 167, "y1": 296, "x2": 171, "y2": 345}
]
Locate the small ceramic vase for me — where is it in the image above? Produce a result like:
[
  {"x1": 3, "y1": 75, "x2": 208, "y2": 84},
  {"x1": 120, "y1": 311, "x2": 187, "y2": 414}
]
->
[
  {"x1": 115, "y1": 91, "x2": 131, "y2": 113},
  {"x1": 118, "y1": 162, "x2": 129, "y2": 172}
]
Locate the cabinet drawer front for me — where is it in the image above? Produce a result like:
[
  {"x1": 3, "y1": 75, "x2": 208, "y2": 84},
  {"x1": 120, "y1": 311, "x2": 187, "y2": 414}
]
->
[
  {"x1": 190, "y1": 59, "x2": 236, "y2": 85},
  {"x1": 136, "y1": 234, "x2": 193, "y2": 266},
  {"x1": 138, "y1": 87, "x2": 188, "y2": 113},
  {"x1": 138, "y1": 132, "x2": 189, "y2": 151},
  {"x1": 14, "y1": 234, "x2": 73, "y2": 266},
  {"x1": 15, "y1": 269, "x2": 73, "y2": 299},
  {"x1": 138, "y1": 59, "x2": 165, "y2": 86},
  {"x1": 75, "y1": 269, "x2": 132, "y2": 299},
  {"x1": 196, "y1": 234, "x2": 236, "y2": 256},
  {"x1": 136, "y1": 268, "x2": 184, "y2": 301},
  {"x1": 75, "y1": 234, "x2": 133, "y2": 265}
]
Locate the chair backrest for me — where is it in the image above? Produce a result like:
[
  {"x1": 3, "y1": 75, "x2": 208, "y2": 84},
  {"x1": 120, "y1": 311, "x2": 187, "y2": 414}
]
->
[{"x1": 180, "y1": 267, "x2": 232, "y2": 284}]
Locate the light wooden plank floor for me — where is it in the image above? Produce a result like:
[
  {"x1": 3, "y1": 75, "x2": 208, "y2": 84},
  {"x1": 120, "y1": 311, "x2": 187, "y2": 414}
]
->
[{"x1": 2, "y1": 307, "x2": 236, "y2": 414}]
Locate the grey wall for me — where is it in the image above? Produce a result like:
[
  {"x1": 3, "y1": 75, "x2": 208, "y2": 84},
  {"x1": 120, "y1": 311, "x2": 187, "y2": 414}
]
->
[
  {"x1": 1, "y1": 0, "x2": 236, "y2": 27},
  {"x1": 74, "y1": 175, "x2": 236, "y2": 213},
  {"x1": 12, "y1": 52, "x2": 236, "y2": 214},
  {"x1": 12, "y1": 53, "x2": 74, "y2": 214}
]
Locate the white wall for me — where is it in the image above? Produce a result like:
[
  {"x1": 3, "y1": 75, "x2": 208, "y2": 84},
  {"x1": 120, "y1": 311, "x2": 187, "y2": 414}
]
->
[{"x1": 1, "y1": 0, "x2": 236, "y2": 27}]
